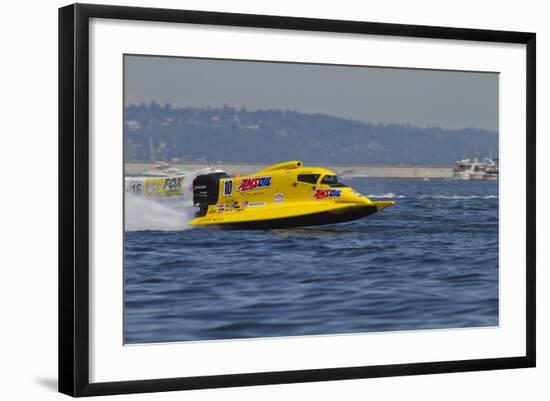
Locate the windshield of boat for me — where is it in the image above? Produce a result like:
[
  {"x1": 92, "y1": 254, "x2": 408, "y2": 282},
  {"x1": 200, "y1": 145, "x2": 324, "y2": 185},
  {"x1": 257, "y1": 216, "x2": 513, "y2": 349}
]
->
[
  {"x1": 320, "y1": 175, "x2": 347, "y2": 187},
  {"x1": 297, "y1": 174, "x2": 320, "y2": 185}
]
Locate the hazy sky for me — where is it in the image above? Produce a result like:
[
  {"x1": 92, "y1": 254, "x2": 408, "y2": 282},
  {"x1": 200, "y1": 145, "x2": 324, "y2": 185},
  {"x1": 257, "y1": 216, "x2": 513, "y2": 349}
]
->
[{"x1": 124, "y1": 55, "x2": 498, "y2": 132}]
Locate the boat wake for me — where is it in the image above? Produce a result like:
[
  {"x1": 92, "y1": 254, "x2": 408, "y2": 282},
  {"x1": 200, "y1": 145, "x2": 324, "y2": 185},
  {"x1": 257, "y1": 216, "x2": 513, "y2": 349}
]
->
[
  {"x1": 125, "y1": 194, "x2": 195, "y2": 232},
  {"x1": 367, "y1": 193, "x2": 406, "y2": 199},
  {"x1": 418, "y1": 195, "x2": 498, "y2": 200},
  {"x1": 366, "y1": 193, "x2": 498, "y2": 200}
]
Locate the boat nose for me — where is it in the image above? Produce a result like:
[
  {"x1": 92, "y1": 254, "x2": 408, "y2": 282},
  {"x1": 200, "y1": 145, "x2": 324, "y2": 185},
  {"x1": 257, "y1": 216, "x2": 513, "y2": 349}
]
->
[
  {"x1": 372, "y1": 200, "x2": 395, "y2": 211},
  {"x1": 349, "y1": 191, "x2": 395, "y2": 211},
  {"x1": 346, "y1": 190, "x2": 373, "y2": 205}
]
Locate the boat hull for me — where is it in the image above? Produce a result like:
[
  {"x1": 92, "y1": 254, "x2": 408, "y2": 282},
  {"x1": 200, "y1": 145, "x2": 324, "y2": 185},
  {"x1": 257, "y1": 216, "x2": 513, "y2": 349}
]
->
[{"x1": 205, "y1": 205, "x2": 379, "y2": 230}]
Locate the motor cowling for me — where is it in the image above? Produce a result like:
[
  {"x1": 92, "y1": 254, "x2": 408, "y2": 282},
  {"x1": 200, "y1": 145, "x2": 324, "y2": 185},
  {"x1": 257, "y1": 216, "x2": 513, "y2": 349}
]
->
[{"x1": 192, "y1": 172, "x2": 229, "y2": 216}]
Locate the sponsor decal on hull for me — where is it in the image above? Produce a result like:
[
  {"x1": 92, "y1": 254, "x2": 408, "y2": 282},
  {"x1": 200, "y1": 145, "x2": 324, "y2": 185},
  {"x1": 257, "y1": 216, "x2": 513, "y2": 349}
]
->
[
  {"x1": 313, "y1": 189, "x2": 342, "y2": 200},
  {"x1": 215, "y1": 201, "x2": 243, "y2": 213},
  {"x1": 243, "y1": 201, "x2": 266, "y2": 208},
  {"x1": 238, "y1": 176, "x2": 272, "y2": 192},
  {"x1": 273, "y1": 193, "x2": 284, "y2": 204}
]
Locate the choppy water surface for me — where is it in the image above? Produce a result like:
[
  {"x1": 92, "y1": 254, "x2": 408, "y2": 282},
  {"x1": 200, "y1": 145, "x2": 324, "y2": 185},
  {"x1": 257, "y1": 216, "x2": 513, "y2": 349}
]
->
[{"x1": 124, "y1": 178, "x2": 498, "y2": 344}]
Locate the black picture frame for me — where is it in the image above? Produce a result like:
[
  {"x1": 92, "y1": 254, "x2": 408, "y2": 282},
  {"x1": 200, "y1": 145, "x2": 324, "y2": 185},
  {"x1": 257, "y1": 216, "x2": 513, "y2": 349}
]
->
[{"x1": 59, "y1": 3, "x2": 536, "y2": 397}]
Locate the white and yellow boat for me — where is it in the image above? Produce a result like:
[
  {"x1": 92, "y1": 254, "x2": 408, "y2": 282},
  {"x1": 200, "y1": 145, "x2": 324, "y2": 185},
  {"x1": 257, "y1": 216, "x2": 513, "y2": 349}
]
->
[{"x1": 189, "y1": 161, "x2": 394, "y2": 229}]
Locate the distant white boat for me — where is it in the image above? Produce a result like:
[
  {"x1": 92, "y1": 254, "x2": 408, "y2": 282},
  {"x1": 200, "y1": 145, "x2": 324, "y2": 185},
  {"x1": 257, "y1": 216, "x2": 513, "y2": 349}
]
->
[
  {"x1": 138, "y1": 162, "x2": 188, "y2": 177},
  {"x1": 339, "y1": 169, "x2": 369, "y2": 179},
  {"x1": 453, "y1": 158, "x2": 498, "y2": 181},
  {"x1": 340, "y1": 174, "x2": 369, "y2": 179},
  {"x1": 484, "y1": 159, "x2": 499, "y2": 181}
]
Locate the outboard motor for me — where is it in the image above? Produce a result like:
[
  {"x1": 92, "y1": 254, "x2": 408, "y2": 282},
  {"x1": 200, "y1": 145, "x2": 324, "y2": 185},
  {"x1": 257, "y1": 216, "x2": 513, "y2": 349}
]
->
[{"x1": 192, "y1": 172, "x2": 229, "y2": 216}]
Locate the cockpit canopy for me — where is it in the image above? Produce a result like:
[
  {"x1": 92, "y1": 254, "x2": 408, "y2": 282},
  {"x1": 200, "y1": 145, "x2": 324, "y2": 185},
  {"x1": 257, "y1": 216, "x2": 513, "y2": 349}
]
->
[
  {"x1": 297, "y1": 174, "x2": 320, "y2": 184},
  {"x1": 320, "y1": 174, "x2": 347, "y2": 187},
  {"x1": 297, "y1": 173, "x2": 347, "y2": 187}
]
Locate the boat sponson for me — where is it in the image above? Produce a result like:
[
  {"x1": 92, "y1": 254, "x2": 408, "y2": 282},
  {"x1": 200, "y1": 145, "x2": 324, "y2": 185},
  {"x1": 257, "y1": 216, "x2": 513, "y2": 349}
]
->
[{"x1": 212, "y1": 205, "x2": 378, "y2": 230}]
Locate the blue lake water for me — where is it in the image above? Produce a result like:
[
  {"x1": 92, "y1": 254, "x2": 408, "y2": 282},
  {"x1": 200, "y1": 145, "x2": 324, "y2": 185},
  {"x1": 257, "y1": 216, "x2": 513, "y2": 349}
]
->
[{"x1": 124, "y1": 178, "x2": 498, "y2": 344}]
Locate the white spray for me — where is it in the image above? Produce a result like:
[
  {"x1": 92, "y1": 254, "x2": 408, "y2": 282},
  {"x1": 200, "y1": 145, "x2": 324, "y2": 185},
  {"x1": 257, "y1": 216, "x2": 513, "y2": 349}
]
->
[
  {"x1": 124, "y1": 167, "x2": 227, "y2": 231},
  {"x1": 124, "y1": 194, "x2": 195, "y2": 231}
]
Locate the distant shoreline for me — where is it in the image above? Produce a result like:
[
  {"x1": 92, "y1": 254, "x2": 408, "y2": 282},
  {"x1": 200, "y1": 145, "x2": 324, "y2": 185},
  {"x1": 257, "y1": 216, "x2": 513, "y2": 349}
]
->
[{"x1": 125, "y1": 161, "x2": 454, "y2": 179}]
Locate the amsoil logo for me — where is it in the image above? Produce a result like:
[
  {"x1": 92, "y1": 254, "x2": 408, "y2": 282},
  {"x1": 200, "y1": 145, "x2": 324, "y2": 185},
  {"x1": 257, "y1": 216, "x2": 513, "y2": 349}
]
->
[
  {"x1": 238, "y1": 176, "x2": 272, "y2": 192},
  {"x1": 313, "y1": 189, "x2": 342, "y2": 200}
]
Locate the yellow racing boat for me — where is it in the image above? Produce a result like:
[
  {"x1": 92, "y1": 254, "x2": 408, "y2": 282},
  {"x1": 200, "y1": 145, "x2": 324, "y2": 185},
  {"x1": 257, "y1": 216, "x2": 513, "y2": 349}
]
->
[{"x1": 189, "y1": 161, "x2": 394, "y2": 229}]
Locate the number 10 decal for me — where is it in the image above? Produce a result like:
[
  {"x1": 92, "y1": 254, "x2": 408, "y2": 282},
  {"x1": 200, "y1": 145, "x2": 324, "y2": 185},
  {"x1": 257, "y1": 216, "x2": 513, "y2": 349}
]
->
[{"x1": 222, "y1": 179, "x2": 233, "y2": 196}]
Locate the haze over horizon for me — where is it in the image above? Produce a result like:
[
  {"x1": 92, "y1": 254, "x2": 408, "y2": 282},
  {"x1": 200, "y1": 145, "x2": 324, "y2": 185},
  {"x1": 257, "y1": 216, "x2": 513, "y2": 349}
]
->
[
  {"x1": 124, "y1": 104, "x2": 498, "y2": 165},
  {"x1": 124, "y1": 55, "x2": 499, "y2": 132}
]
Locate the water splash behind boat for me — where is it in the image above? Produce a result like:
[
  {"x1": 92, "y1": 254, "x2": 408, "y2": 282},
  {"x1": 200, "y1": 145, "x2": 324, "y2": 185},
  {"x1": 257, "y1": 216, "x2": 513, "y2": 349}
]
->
[{"x1": 124, "y1": 194, "x2": 194, "y2": 231}]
